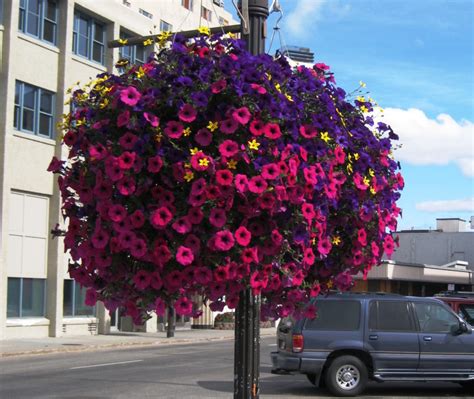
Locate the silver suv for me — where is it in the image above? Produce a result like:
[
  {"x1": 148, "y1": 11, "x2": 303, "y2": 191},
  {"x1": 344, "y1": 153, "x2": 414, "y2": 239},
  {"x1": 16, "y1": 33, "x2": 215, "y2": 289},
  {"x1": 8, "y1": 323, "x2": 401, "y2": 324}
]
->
[{"x1": 271, "y1": 293, "x2": 474, "y2": 396}]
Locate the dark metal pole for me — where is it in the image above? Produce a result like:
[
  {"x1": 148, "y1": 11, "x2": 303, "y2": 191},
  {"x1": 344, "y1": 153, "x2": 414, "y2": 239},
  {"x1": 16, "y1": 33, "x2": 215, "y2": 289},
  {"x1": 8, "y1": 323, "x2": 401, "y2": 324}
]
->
[
  {"x1": 234, "y1": 3, "x2": 268, "y2": 398},
  {"x1": 167, "y1": 305, "x2": 175, "y2": 338}
]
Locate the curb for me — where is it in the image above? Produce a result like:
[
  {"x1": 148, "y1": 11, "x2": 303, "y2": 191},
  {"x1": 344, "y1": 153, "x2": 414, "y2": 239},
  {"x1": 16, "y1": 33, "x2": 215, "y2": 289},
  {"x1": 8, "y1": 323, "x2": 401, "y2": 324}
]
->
[{"x1": 1, "y1": 329, "x2": 276, "y2": 358}]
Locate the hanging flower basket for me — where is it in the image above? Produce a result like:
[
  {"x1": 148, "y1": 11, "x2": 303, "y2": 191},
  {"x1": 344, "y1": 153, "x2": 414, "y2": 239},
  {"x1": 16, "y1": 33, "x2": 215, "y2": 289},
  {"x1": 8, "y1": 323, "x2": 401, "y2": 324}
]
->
[{"x1": 49, "y1": 31, "x2": 403, "y2": 324}]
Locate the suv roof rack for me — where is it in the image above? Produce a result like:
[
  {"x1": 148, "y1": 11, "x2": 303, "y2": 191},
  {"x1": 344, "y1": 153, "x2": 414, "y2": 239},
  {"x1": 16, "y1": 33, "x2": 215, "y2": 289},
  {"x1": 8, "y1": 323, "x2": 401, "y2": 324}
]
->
[
  {"x1": 435, "y1": 291, "x2": 474, "y2": 298},
  {"x1": 327, "y1": 291, "x2": 402, "y2": 297}
]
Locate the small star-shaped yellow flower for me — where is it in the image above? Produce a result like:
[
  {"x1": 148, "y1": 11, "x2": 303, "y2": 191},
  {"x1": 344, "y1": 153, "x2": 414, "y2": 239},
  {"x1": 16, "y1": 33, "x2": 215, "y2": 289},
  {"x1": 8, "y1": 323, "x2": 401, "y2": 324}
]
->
[
  {"x1": 157, "y1": 31, "x2": 172, "y2": 43},
  {"x1": 198, "y1": 26, "x2": 211, "y2": 36},
  {"x1": 327, "y1": 281, "x2": 334, "y2": 289},
  {"x1": 143, "y1": 38, "x2": 154, "y2": 46},
  {"x1": 275, "y1": 83, "x2": 282, "y2": 93},
  {"x1": 136, "y1": 67, "x2": 145, "y2": 79},
  {"x1": 368, "y1": 168, "x2": 375, "y2": 177},
  {"x1": 353, "y1": 153, "x2": 360, "y2": 161},
  {"x1": 359, "y1": 80, "x2": 366, "y2": 88},
  {"x1": 154, "y1": 133, "x2": 162, "y2": 142},
  {"x1": 320, "y1": 132, "x2": 331, "y2": 143},
  {"x1": 332, "y1": 236, "x2": 341, "y2": 245},
  {"x1": 346, "y1": 164, "x2": 353, "y2": 174},
  {"x1": 184, "y1": 171, "x2": 194, "y2": 182},
  {"x1": 285, "y1": 93, "x2": 293, "y2": 102},
  {"x1": 207, "y1": 121, "x2": 218, "y2": 132},
  {"x1": 248, "y1": 139, "x2": 260, "y2": 151},
  {"x1": 370, "y1": 186, "x2": 377, "y2": 195},
  {"x1": 118, "y1": 38, "x2": 128, "y2": 45},
  {"x1": 227, "y1": 159, "x2": 237, "y2": 169},
  {"x1": 360, "y1": 105, "x2": 369, "y2": 113},
  {"x1": 199, "y1": 158, "x2": 209, "y2": 167},
  {"x1": 363, "y1": 176, "x2": 371, "y2": 186},
  {"x1": 190, "y1": 147, "x2": 200, "y2": 155},
  {"x1": 183, "y1": 127, "x2": 191, "y2": 137}
]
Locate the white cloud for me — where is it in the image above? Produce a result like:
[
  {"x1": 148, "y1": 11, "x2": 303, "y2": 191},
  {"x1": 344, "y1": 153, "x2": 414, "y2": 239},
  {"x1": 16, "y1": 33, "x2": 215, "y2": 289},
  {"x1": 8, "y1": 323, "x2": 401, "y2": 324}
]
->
[
  {"x1": 416, "y1": 198, "x2": 474, "y2": 213},
  {"x1": 379, "y1": 108, "x2": 474, "y2": 177},
  {"x1": 285, "y1": 0, "x2": 327, "y2": 37}
]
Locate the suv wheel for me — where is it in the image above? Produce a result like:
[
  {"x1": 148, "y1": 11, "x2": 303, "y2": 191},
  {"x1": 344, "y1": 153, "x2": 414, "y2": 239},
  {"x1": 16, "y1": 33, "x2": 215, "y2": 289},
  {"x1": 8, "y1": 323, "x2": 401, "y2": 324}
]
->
[{"x1": 325, "y1": 355, "x2": 368, "y2": 397}]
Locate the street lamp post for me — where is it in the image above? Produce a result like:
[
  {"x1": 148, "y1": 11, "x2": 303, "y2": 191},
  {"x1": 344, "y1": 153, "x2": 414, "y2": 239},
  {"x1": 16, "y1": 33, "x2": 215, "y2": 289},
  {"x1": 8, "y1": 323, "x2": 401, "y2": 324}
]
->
[{"x1": 234, "y1": 4, "x2": 269, "y2": 399}]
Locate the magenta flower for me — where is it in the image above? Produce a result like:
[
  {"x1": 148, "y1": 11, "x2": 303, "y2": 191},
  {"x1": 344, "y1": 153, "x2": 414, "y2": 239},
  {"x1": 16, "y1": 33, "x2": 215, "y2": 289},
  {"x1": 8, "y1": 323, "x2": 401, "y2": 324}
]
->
[
  {"x1": 220, "y1": 118, "x2": 239, "y2": 134},
  {"x1": 172, "y1": 216, "x2": 192, "y2": 234},
  {"x1": 214, "y1": 230, "x2": 235, "y2": 251},
  {"x1": 317, "y1": 237, "x2": 332, "y2": 256},
  {"x1": 117, "y1": 176, "x2": 136, "y2": 196},
  {"x1": 219, "y1": 140, "x2": 239, "y2": 157},
  {"x1": 211, "y1": 79, "x2": 227, "y2": 93},
  {"x1": 130, "y1": 238, "x2": 147, "y2": 258},
  {"x1": 261, "y1": 163, "x2": 280, "y2": 180},
  {"x1": 301, "y1": 203, "x2": 315, "y2": 221},
  {"x1": 357, "y1": 228, "x2": 367, "y2": 246},
  {"x1": 209, "y1": 208, "x2": 227, "y2": 228},
  {"x1": 234, "y1": 174, "x2": 249, "y2": 192},
  {"x1": 84, "y1": 289, "x2": 98, "y2": 306},
  {"x1": 129, "y1": 210, "x2": 145, "y2": 228},
  {"x1": 120, "y1": 86, "x2": 141, "y2": 106},
  {"x1": 194, "y1": 267, "x2": 212, "y2": 284},
  {"x1": 215, "y1": 169, "x2": 233, "y2": 186},
  {"x1": 195, "y1": 128, "x2": 212, "y2": 146},
  {"x1": 175, "y1": 297, "x2": 193, "y2": 316},
  {"x1": 119, "y1": 132, "x2": 138, "y2": 150},
  {"x1": 232, "y1": 107, "x2": 251, "y2": 125},
  {"x1": 144, "y1": 112, "x2": 160, "y2": 127},
  {"x1": 47, "y1": 156, "x2": 64, "y2": 172},
  {"x1": 178, "y1": 104, "x2": 197, "y2": 123},
  {"x1": 91, "y1": 229, "x2": 109, "y2": 249},
  {"x1": 176, "y1": 246, "x2": 194, "y2": 266},
  {"x1": 235, "y1": 226, "x2": 251, "y2": 246},
  {"x1": 147, "y1": 156, "x2": 163, "y2": 173},
  {"x1": 164, "y1": 120, "x2": 184, "y2": 139},
  {"x1": 187, "y1": 207, "x2": 204, "y2": 224},
  {"x1": 150, "y1": 206, "x2": 173, "y2": 228},
  {"x1": 248, "y1": 176, "x2": 268, "y2": 194},
  {"x1": 299, "y1": 124, "x2": 318, "y2": 138},
  {"x1": 249, "y1": 119, "x2": 264, "y2": 136},
  {"x1": 383, "y1": 235, "x2": 395, "y2": 257},
  {"x1": 263, "y1": 123, "x2": 281, "y2": 139},
  {"x1": 117, "y1": 110, "x2": 130, "y2": 127},
  {"x1": 303, "y1": 248, "x2": 315, "y2": 265},
  {"x1": 118, "y1": 151, "x2": 136, "y2": 170},
  {"x1": 155, "y1": 298, "x2": 166, "y2": 316},
  {"x1": 153, "y1": 244, "x2": 172, "y2": 266},
  {"x1": 133, "y1": 270, "x2": 151, "y2": 290},
  {"x1": 108, "y1": 204, "x2": 127, "y2": 222}
]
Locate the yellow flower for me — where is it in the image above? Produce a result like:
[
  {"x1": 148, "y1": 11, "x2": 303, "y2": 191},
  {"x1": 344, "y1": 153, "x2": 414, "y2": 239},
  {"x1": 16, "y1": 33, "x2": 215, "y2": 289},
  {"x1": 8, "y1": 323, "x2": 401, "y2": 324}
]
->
[
  {"x1": 118, "y1": 38, "x2": 128, "y2": 45},
  {"x1": 320, "y1": 131, "x2": 331, "y2": 143},
  {"x1": 198, "y1": 26, "x2": 211, "y2": 36},
  {"x1": 327, "y1": 281, "x2": 334, "y2": 289},
  {"x1": 346, "y1": 163, "x2": 353, "y2": 174},
  {"x1": 157, "y1": 31, "x2": 172, "y2": 43},
  {"x1": 227, "y1": 159, "x2": 237, "y2": 169},
  {"x1": 207, "y1": 121, "x2": 218, "y2": 132},
  {"x1": 154, "y1": 133, "x2": 162, "y2": 142},
  {"x1": 363, "y1": 176, "x2": 371, "y2": 186},
  {"x1": 359, "y1": 80, "x2": 366, "y2": 88},
  {"x1": 136, "y1": 66, "x2": 145, "y2": 79},
  {"x1": 199, "y1": 158, "x2": 209, "y2": 167},
  {"x1": 99, "y1": 98, "x2": 109, "y2": 109},
  {"x1": 360, "y1": 105, "x2": 369, "y2": 113},
  {"x1": 275, "y1": 83, "x2": 281, "y2": 93},
  {"x1": 116, "y1": 59, "x2": 129, "y2": 67},
  {"x1": 370, "y1": 186, "x2": 377, "y2": 195},
  {"x1": 356, "y1": 96, "x2": 366, "y2": 102},
  {"x1": 353, "y1": 153, "x2": 359, "y2": 161},
  {"x1": 332, "y1": 236, "x2": 341, "y2": 245},
  {"x1": 143, "y1": 38, "x2": 154, "y2": 46},
  {"x1": 190, "y1": 147, "x2": 200, "y2": 155},
  {"x1": 285, "y1": 93, "x2": 293, "y2": 102},
  {"x1": 184, "y1": 171, "x2": 194, "y2": 182},
  {"x1": 248, "y1": 139, "x2": 260, "y2": 151},
  {"x1": 183, "y1": 127, "x2": 191, "y2": 137},
  {"x1": 368, "y1": 168, "x2": 375, "y2": 177},
  {"x1": 184, "y1": 162, "x2": 191, "y2": 168},
  {"x1": 311, "y1": 237, "x2": 316, "y2": 245}
]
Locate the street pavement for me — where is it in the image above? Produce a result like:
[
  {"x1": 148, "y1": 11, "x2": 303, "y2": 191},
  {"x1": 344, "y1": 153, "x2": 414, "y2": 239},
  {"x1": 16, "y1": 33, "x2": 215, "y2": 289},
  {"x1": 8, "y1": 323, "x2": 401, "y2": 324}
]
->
[{"x1": 0, "y1": 334, "x2": 471, "y2": 398}]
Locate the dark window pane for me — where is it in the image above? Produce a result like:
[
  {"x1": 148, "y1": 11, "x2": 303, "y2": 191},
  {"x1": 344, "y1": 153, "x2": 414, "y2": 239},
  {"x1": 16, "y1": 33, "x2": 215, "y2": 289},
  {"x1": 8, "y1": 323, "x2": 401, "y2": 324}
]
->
[
  {"x1": 92, "y1": 42, "x2": 103, "y2": 63},
  {"x1": 135, "y1": 45, "x2": 145, "y2": 63},
  {"x1": 14, "y1": 105, "x2": 21, "y2": 129},
  {"x1": 94, "y1": 23, "x2": 104, "y2": 42},
  {"x1": 27, "y1": 0, "x2": 40, "y2": 13},
  {"x1": 27, "y1": 13, "x2": 39, "y2": 36},
  {"x1": 19, "y1": 9, "x2": 26, "y2": 30},
  {"x1": 22, "y1": 109, "x2": 35, "y2": 131},
  {"x1": 459, "y1": 304, "x2": 474, "y2": 324},
  {"x1": 40, "y1": 91, "x2": 52, "y2": 113},
  {"x1": 63, "y1": 280, "x2": 73, "y2": 316},
  {"x1": 305, "y1": 300, "x2": 360, "y2": 331},
  {"x1": 15, "y1": 82, "x2": 21, "y2": 105},
  {"x1": 75, "y1": 283, "x2": 95, "y2": 316},
  {"x1": 23, "y1": 85, "x2": 35, "y2": 108},
  {"x1": 45, "y1": 0, "x2": 57, "y2": 21},
  {"x1": 78, "y1": 35, "x2": 88, "y2": 57},
  {"x1": 21, "y1": 278, "x2": 45, "y2": 317},
  {"x1": 78, "y1": 16, "x2": 88, "y2": 36},
  {"x1": 120, "y1": 45, "x2": 132, "y2": 60},
  {"x1": 373, "y1": 301, "x2": 414, "y2": 332},
  {"x1": 39, "y1": 113, "x2": 52, "y2": 136},
  {"x1": 43, "y1": 20, "x2": 55, "y2": 43},
  {"x1": 7, "y1": 278, "x2": 21, "y2": 318}
]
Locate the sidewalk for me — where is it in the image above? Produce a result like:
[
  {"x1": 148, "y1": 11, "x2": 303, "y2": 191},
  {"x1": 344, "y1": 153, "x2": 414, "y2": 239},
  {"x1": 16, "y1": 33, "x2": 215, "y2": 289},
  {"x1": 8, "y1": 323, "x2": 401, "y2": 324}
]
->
[{"x1": 0, "y1": 327, "x2": 277, "y2": 358}]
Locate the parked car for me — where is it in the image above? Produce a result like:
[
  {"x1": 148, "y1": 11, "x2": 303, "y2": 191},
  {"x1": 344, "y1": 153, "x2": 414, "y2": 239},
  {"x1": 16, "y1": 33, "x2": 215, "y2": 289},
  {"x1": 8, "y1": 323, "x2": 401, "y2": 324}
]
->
[
  {"x1": 434, "y1": 291, "x2": 474, "y2": 325},
  {"x1": 271, "y1": 292, "x2": 474, "y2": 396}
]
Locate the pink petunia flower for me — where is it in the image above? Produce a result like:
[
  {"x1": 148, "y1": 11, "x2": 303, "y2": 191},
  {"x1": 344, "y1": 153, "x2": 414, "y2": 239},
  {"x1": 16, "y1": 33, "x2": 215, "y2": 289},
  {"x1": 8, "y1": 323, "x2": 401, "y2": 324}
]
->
[
  {"x1": 147, "y1": 156, "x2": 163, "y2": 173},
  {"x1": 105, "y1": 157, "x2": 124, "y2": 181},
  {"x1": 303, "y1": 248, "x2": 315, "y2": 265},
  {"x1": 117, "y1": 175, "x2": 136, "y2": 196},
  {"x1": 85, "y1": 289, "x2": 98, "y2": 306},
  {"x1": 130, "y1": 238, "x2": 147, "y2": 258},
  {"x1": 155, "y1": 298, "x2": 166, "y2": 316},
  {"x1": 129, "y1": 209, "x2": 145, "y2": 228},
  {"x1": 235, "y1": 226, "x2": 251, "y2": 246},
  {"x1": 232, "y1": 107, "x2": 251, "y2": 125},
  {"x1": 178, "y1": 104, "x2": 197, "y2": 123},
  {"x1": 117, "y1": 110, "x2": 130, "y2": 127},
  {"x1": 120, "y1": 86, "x2": 141, "y2": 106},
  {"x1": 118, "y1": 151, "x2": 136, "y2": 170},
  {"x1": 108, "y1": 204, "x2": 127, "y2": 222},
  {"x1": 214, "y1": 265, "x2": 230, "y2": 282},
  {"x1": 211, "y1": 79, "x2": 227, "y2": 93},
  {"x1": 214, "y1": 230, "x2": 235, "y2": 251},
  {"x1": 301, "y1": 203, "x2": 315, "y2": 221},
  {"x1": 299, "y1": 124, "x2": 318, "y2": 138},
  {"x1": 119, "y1": 132, "x2": 138, "y2": 150},
  {"x1": 176, "y1": 246, "x2": 194, "y2": 266},
  {"x1": 187, "y1": 207, "x2": 204, "y2": 224},
  {"x1": 334, "y1": 146, "x2": 345, "y2": 164},
  {"x1": 209, "y1": 208, "x2": 227, "y2": 228},
  {"x1": 133, "y1": 270, "x2": 151, "y2": 290},
  {"x1": 250, "y1": 83, "x2": 267, "y2": 94},
  {"x1": 248, "y1": 176, "x2": 268, "y2": 194},
  {"x1": 220, "y1": 118, "x2": 239, "y2": 134},
  {"x1": 317, "y1": 237, "x2": 332, "y2": 256},
  {"x1": 91, "y1": 229, "x2": 109, "y2": 249},
  {"x1": 261, "y1": 163, "x2": 280, "y2": 180},
  {"x1": 358, "y1": 228, "x2": 367, "y2": 246},
  {"x1": 175, "y1": 297, "x2": 193, "y2": 316},
  {"x1": 215, "y1": 169, "x2": 233, "y2": 186},
  {"x1": 150, "y1": 206, "x2": 173, "y2": 228},
  {"x1": 172, "y1": 216, "x2": 192, "y2": 234},
  {"x1": 249, "y1": 119, "x2": 264, "y2": 136},
  {"x1": 241, "y1": 247, "x2": 258, "y2": 264},
  {"x1": 164, "y1": 120, "x2": 184, "y2": 139},
  {"x1": 194, "y1": 266, "x2": 212, "y2": 284},
  {"x1": 144, "y1": 112, "x2": 160, "y2": 127},
  {"x1": 195, "y1": 128, "x2": 212, "y2": 146},
  {"x1": 234, "y1": 174, "x2": 248, "y2": 192},
  {"x1": 219, "y1": 140, "x2": 239, "y2": 157},
  {"x1": 263, "y1": 123, "x2": 281, "y2": 139},
  {"x1": 153, "y1": 243, "x2": 172, "y2": 266},
  {"x1": 383, "y1": 235, "x2": 395, "y2": 257}
]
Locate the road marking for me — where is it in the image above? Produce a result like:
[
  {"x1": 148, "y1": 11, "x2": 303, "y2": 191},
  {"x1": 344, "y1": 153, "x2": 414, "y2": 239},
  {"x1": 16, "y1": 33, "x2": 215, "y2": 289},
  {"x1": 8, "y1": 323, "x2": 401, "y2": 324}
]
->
[
  {"x1": 70, "y1": 360, "x2": 143, "y2": 370},
  {"x1": 268, "y1": 344, "x2": 277, "y2": 347}
]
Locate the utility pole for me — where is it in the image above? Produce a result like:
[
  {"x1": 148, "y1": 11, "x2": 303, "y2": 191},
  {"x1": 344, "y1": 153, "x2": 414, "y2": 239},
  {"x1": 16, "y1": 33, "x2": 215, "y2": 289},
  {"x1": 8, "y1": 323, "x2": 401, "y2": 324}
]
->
[{"x1": 234, "y1": 4, "x2": 269, "y2": 399}]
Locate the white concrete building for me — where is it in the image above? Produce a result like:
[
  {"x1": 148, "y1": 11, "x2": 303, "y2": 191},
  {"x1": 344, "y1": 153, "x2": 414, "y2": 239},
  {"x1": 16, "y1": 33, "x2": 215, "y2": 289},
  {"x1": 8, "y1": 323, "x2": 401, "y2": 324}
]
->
[{"x1": 0, "y1": 0, "x2": 236, "y2": 339}]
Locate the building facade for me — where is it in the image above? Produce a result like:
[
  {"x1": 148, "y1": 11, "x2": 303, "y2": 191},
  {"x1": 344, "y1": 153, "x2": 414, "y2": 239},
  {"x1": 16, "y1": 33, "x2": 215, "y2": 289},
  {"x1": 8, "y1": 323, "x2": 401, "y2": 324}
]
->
[{"x1": 0, "y1": 0, "x2": 235, "y2": 339}]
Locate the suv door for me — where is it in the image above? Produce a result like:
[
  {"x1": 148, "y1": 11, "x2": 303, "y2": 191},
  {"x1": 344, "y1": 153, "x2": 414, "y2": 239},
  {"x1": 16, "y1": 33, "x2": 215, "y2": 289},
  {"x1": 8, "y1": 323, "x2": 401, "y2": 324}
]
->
[
  {"x1": 413, "y1": 301, "x2": 474, "y2": 373},
  {"x1": 366, "y1": 300, "x2": 420, "y2": 373}
]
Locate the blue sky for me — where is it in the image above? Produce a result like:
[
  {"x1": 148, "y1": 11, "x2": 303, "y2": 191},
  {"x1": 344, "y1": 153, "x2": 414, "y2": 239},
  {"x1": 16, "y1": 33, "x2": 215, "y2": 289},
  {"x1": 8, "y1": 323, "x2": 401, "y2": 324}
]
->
[{"x1": 229, "y1": 0, "x2": 474, "y2": 230}]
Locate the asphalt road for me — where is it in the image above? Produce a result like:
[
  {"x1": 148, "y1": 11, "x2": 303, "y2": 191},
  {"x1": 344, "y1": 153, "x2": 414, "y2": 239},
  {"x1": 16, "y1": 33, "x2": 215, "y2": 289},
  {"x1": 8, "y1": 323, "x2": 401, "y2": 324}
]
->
[{"x1": 0, "y1": 337, "x2": 470, "y2": 399}]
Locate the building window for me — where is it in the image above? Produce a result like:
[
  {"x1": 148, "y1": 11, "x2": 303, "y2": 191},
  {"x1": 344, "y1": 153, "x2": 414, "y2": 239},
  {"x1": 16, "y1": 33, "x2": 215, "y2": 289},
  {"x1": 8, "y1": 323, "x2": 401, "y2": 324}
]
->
[
  {"x1": 219, "y1": 16, "x2": 229, "y2": 26},
  {"x1": 7, "y1": 278, "x2": 46, "y2": 318},
  {"x1": 160, "y1": 20, "x2": 172, "y2": 32},
  {"x1": 138, "y1": 8, "x2": 153, "y2": 19},
  {"x1": 14, "y1": 81, "x2": 55, "y2": 138},
  {"x1": 181, "y1": 0, "x2": 193, "y2": 10},
  {"x1": 64, "y1": 280, "x2": 95, "y2": 317},
  {"x1": 0, "y1": 0, "x2": 4, "y2": 25},
  {"x1": 122, "y1": 0, "x2": 131, "y2": 6},
  {"x1": 201, "y1": 6, "x2": 212, "y2": 21},
  {"x1": 72, "y1": 11, "x2": 105, "y2": 65},
  {"x1": 18, "y1": 0, "x2": 58, "y2": 45},
  {"x1": 119, "y1": 31, "x2": 146, "y2": 65},
  {"x1": 213, "y1": 0, "x2": 224, "y2": 7}
]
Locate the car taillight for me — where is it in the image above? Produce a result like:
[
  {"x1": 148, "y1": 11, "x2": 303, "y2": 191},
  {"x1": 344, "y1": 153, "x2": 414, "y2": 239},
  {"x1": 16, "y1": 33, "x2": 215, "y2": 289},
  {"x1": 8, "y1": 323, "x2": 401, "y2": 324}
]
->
[{"x1": 292, "y1": 334, "x2": 304, "y2": 353}]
